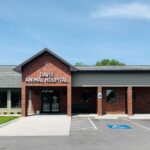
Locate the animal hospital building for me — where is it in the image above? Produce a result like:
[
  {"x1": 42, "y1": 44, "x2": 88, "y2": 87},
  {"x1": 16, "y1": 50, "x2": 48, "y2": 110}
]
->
[{"x1": 0, "y1": 48, "x2": 150, "y2": 116}]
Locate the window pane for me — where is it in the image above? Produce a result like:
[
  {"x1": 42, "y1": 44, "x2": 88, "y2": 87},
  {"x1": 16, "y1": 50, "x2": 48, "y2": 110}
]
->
[
  {"x1": 132, "y1": 91, "x2": 136, "y2": 103},
  {"x1": 0, "y1": 91, "x2": 7, "y2": 108},
  {"x1": 82, "y1": 89, "x2": 92, "y2": 103},
  {"x1": 11, "y1": 90, "x2": 21, "y2": 108},
  {"x1": 106, "y1": 90, "x2": 116, "y2": 103}
]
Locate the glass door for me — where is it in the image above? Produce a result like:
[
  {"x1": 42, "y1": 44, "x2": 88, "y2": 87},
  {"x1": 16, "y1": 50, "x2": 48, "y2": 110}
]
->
[
  {"x1": 51, "y1": 91, "x2": 60, "y2": 113},
  {"x1": 41, "y1": 90, "x2": 60, "y2": 113},
  {"x1": 41, "y1": 92, "x2": 51, "y2": 113}
]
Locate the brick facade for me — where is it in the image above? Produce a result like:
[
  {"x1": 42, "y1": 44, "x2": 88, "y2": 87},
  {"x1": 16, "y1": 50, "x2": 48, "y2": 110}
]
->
[
  {"x1": 102, "y1": 87, "x2": 127, "y2": 114},
  {"x1": 133, "y1": 87, "x2": 150, "y2": 114},
  {"x1": 21, "y1": 52, "x2": 72, "y2": 116},
  {"x1": 30, "y1": 88, "x2": 41, "y2": 114},
  {"x1": 72, "y1": 87, "x2": 129, "y2": 115},
  {"x1": 18, "y1": 49, "x2": 150, "y2": 117},
  {"x1": 97, "y1": 86, "x2": 103, "y2": 115},
  {"x1": 127, "y1": 87, "x2": 133, "y2": 115}
]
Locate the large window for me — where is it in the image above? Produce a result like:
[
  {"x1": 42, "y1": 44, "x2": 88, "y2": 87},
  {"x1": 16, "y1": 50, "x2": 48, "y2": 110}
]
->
[
  {"x1": 11, "y1": 90, "x2": 21, "y2": 108},
  {"x1": 0, "y1": 91, "x2": 7, "y2": 108},
  {"x1": 106, "y1": 89, "x2": 116, "y2": 103}
]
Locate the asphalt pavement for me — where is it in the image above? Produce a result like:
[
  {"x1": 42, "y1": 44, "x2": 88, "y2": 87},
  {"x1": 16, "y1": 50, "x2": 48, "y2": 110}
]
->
[{"x1": 0, "y1": 118, "x2": 150, "y2": 150}]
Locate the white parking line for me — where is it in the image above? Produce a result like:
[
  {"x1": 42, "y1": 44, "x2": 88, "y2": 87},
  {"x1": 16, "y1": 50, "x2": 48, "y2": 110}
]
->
[
  {"x1": 122, "y1": 118, "x2": 150, "y2": 131},
  {"x1": 88, "y1": 118, "x2": 98, "y2": 130}
]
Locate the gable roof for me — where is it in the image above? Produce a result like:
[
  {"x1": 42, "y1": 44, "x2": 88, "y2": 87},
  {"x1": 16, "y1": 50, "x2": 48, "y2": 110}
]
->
[{"x1": 14, "y1": 48, "x2": 77, "y2": 73}]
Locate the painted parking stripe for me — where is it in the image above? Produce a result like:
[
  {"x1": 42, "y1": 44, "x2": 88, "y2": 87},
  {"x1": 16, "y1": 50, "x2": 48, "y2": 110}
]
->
[
  {"x1": 88, "y1": 118, "x2": 98, "y2": 130},
  {"x1": 122, "y1": 118, "x2": 150, "y2": 131},
  {"x1": 71, "y1": 118, "x2": 96, "y2": 130}
]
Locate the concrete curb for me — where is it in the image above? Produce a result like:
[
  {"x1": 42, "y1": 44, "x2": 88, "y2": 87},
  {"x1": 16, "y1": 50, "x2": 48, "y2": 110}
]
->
[
  {"x1": 94, "y1": 115, "x2": 128, "y2": 120},
  {"x1": 95, "y1": 116, "x2": 150, "y2": 120},
  {"x1": 0, "y1": 115, "x2": 21, "y2": 117},
  {"x1": 0, "y1": 118, "x2": 20, "y2": 128}
]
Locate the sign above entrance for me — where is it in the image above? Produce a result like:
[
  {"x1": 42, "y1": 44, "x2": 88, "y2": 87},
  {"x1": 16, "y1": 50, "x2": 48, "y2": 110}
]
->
[{"x1": 25, "y1": 72, "x2": 68, "y2": 84}]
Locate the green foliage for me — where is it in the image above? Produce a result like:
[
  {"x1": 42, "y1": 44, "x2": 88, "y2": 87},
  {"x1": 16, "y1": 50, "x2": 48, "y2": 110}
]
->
[
  {"x1": 75, "y1": 62, "x2": 86, "y2": 66},
  {"x1": 96, "y1": 59, "x2": 125, "y2": 66},
  {"x1": 0, "y1": 116, "x2": 19, "y2": 125}
]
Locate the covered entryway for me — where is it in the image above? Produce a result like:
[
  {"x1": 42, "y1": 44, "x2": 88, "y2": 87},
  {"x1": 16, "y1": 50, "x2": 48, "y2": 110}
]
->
[
  {"x1": 72, "y1": 87, "x2": 97, "y2": 114},
  {"x1": 27, "y1": 87, "x2": 67, "y2": 115},
  {"x1": 14, "y1": 48, "x2": 76, "y2": 116}
]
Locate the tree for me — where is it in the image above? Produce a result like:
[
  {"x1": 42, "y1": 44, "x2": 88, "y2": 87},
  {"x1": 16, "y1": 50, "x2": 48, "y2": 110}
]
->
[
  {"x1": 96, "y1": 59, "x2": 125, "y2": 66},
  {"x1": 75, "y1": 62, "x2": 86, "y2": 66}
]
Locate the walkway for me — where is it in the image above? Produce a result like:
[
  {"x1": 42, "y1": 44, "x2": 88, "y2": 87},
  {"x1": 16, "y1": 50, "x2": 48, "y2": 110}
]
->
[{"x1": 0, "y1": 115, "x2": 71, "y2": 136}]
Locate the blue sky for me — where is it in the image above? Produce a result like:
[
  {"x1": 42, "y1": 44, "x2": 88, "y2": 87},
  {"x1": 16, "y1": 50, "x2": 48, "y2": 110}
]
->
[{"x1": 0, "y1": 0, "x2": 150, "y2": 65}]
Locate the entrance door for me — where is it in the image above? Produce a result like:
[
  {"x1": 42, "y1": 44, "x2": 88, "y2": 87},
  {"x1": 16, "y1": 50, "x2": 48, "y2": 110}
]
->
[{"x1": 41, "y1": 90, "x2": 60, "y2": 113}]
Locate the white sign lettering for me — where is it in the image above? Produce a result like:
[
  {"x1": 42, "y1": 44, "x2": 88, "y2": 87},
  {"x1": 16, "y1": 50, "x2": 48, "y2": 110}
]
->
[{"x1": 26, "y1": 72, "x2": 68, "y2": 84}]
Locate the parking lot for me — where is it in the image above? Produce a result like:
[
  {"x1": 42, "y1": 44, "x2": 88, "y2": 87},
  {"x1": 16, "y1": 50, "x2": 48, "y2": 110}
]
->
[{"x1": 0, "y1": 117, "x2": 150, "y2": 150}]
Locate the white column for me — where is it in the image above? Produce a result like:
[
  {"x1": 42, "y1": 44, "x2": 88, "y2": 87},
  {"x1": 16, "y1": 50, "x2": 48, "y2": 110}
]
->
[
  {"x1": 27, "y1": 89, "x2": 33, "y2": 115},
  {"x1": 7, "y1": 90, "x2": 11, "y2": 109}
]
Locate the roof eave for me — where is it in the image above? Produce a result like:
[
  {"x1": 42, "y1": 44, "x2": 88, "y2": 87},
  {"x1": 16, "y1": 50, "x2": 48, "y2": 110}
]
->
[{"x1": 13, "y1": 48, "x2": 77, "y2": 73}]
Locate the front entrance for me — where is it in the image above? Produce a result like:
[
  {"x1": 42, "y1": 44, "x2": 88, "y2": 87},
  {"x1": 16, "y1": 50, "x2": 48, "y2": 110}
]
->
[{"x1": 41, "y1": 90, "x2": 60, "y2": 113}]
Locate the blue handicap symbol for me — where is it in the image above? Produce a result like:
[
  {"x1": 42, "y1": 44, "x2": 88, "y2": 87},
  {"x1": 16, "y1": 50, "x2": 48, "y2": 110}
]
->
[{"x1": 108, "y1": 124, "x2": 131, "y2": 129}]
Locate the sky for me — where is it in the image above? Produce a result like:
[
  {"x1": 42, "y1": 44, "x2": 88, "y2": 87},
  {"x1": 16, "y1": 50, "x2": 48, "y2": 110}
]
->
[{"x1": 0, "y1": 0, "x2": 150, "y2": 65}]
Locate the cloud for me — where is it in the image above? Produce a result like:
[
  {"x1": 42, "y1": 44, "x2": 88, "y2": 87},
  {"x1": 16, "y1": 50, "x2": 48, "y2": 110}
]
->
[{"x1": 91, "y1": 2, "x2": 150, "y2": 20}]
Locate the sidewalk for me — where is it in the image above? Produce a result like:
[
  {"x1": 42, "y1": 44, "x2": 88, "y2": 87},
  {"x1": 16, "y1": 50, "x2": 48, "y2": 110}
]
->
[{"x1": 0, "y1": 115, "x2": 71, "y2": 136}]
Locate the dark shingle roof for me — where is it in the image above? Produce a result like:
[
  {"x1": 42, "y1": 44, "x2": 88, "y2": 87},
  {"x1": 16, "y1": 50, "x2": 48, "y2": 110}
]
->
[
  {"x1": 1, "y1": 64, "x2": 150, "y2": 88},
  {"x1": 75, "y1": 65, "x2": 150, "y2": 72},
  {"x1": 0, "y1": 65, "x2": 21, "y2": 88}
]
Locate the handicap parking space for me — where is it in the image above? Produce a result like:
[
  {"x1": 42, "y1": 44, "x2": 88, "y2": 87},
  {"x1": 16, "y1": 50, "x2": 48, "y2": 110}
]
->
[
  {"x1": 91, "y1": 117, "x2": 150, "y2": 134},
  {"x1": 71, "y1": 117, "x2": 150, "y2": 135},
  {"x1": 70, "y1": 117, "x2": 150, "y2": 150}
]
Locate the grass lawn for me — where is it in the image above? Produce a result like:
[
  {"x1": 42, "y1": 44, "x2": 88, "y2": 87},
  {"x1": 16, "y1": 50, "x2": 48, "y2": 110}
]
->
[{"x1": 0, "y1": 116, "x2": 19, "y2": 125}]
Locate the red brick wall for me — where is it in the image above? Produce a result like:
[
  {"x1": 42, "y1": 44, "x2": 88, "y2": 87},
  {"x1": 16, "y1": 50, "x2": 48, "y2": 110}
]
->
[
  {"x1": 21, "y1": 52, "x2": 72, "y2": 116},
  {"x1": 102, "y1": 87, "x2": 126, "y2": 114},
  {"x1": 31, "y1": 89, "x2": 41, "y2": 113},
  {"x1": 127, "y1": 86, "x2": 133, "y2": 115},
  {"x1": 22, "y1": 52, "x2": 71, "y2": 87},
  {"x1": 97, "y1": 86, "x2": 103, "y2": 115},
  {"x1": 59, "y1": 89, "x2": 67, "y2": 113},
  {"x1": 133, "y1": 87, "x2": 150, "y2": 113}
]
